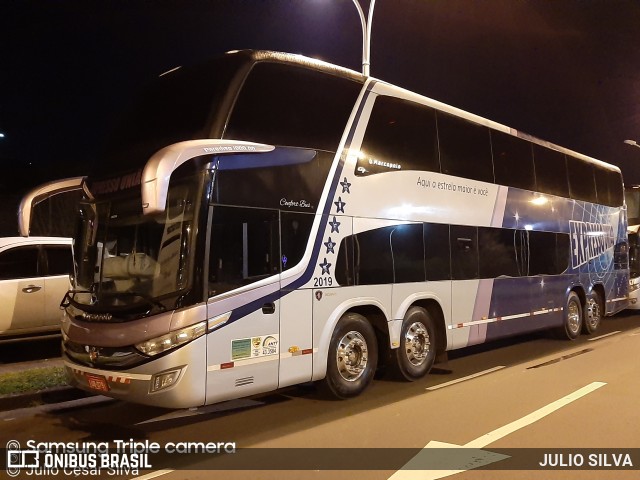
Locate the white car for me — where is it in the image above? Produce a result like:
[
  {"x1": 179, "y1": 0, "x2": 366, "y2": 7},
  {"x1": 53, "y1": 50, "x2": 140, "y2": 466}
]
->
[{"x1": 0, "y1": 236, "x2": 72, "y2": 341}]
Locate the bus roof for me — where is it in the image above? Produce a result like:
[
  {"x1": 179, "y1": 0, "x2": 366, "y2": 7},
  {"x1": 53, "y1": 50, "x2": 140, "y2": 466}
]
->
[{"x1": 230, "y1": 50, "x2": 617, "y2": 173}]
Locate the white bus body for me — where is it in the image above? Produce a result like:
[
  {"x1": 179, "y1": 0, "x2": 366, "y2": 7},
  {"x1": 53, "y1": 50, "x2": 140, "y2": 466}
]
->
[{"x1": 60, "y1": 51, "x2": 628, "y2": 408}]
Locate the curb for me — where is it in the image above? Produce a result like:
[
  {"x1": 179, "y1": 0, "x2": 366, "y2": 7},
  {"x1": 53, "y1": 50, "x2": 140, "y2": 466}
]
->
[{"x1": 0, "y1": 386, "x2": 94, "y2": 412}]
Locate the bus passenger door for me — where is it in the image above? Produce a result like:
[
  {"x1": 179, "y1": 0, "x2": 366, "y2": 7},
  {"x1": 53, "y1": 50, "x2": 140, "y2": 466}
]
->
[
  {"x1": 277, "y1": 211, "x2": 316, "y2": 388},
  {"x1": 205, "y1": 206, "x2": 281, "y2": 405}
]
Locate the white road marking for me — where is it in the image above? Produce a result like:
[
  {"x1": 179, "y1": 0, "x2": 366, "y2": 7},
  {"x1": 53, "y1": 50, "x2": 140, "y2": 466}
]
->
[
  {"x1": 426, "y1": 366, "x2": 505, "y2": 391},
  {"x1": 587, "y1": 331, "x2": 621, "y2": 341},
  {"x1": 390, "y1": 381, "x2": 607, "y2": 480}
]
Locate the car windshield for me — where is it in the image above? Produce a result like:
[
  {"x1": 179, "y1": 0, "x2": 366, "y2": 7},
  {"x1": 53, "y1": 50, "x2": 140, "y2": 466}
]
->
[{"x1": 72, "y1": 175, "x2": 202, "y2": 315}]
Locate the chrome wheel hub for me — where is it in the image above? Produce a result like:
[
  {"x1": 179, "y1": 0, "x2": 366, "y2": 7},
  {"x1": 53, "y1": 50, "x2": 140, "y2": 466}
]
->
[
  {"x1": 404, "y1": 321, "x2": 430, "y2": 366},
  {"x1": 336, "y1": 331, "x2": 369, "y2": 382},
  {"x1": 567, "y1": 301, "x2": 581, "y2": 334},
  {"x1": 586, "y1": 298, "x2": 601, "y2": 330}
]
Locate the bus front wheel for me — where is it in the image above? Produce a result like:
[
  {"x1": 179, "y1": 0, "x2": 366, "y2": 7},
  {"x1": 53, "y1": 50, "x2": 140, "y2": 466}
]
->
[
  {"x1": 393, "y1": 306, "x2": 436, "y2": 381},
  {"x1": 321, "y1": 313, "x2": 378, "y2": 399}
]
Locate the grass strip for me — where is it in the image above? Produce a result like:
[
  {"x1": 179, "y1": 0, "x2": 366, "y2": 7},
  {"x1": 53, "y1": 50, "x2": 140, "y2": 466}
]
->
[{"x1": 0, "y1": 367, "x2": 67, "y2": 396}]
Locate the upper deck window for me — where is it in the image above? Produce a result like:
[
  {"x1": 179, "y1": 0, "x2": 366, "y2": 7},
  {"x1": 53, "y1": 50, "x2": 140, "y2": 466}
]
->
[
  {"x1": 355, "y1": 96, "x2": 439, "y2": 176},
  {"x1": 491, "y1": 130, "x2": 536, "y2": 191},
  {"x1": 437, "y1": 112, "x2": 494, "y2": 184},
  {"x1": 225, "y1": 62, "x2": 362, "y2": 152},
  {"x1": 533, "y1": 146, "x2": 569, "y2": 198}
]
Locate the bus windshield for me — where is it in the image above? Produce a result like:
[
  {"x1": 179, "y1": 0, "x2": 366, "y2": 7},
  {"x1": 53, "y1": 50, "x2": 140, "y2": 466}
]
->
[{"x1": 72, "y1": 175, "x2": 202, "y2": 317}]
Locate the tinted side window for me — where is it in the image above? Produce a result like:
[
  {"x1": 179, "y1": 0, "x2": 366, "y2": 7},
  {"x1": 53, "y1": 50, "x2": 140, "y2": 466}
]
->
[
  {"x1": 336, "y1": 235, "x2": 354, "y2": 286},
  {"x1": 354, "y1": 227, "x2": 394, "y2": 285},
  {"x1": 608, "y1": 170, "x2": 624, "y2": 207},
  {"x1": 280, "y1": 212, "x2": 314, "y2": 271},
  {"x1": 208, "y1": 206, "x2": 279, "y2": 297},
  {"x1": 391, "y1": 224, "x2": 425, "y2": 283},
  {"x1": 529, "y1": 231, "x2": 569, "y2": 275},
  {"x1": 45, "y1": 246, "x2": 72, "y2": 276},
  {"x1": 226, "y1": 62, "x2": 362, "y2": 151},
  {"x1": 566, "y1": 155, "x2": 597, "y2": 203},
  {"x1": 0, "y1": 246, "x2": 40, "y2": 279},
  {"x1": 594, "y1": 165, "x2": 612, "y2": 206},
  {"x1": 424, "y1": 223, "x2": 451, "y2": 280},
  {"x1": 437, "y1": 113, "x2": 493, "y2": 183},
  {"x1": 491, "y1": 131, "x2": 535, "y2": 191},
  {"x1": 450, "y1": 225, "x2": 478, "y2": 280},
  {"x1": 356, "y1": 96, "x2": 439, "y2": 176},
  {"x1": 213, "y1": 149, "x2": 332, "y2": 212},
  {"x1": 533, "y1": 146, "x2": 569, "y2": 198},
  {"x1": 478, "y1": 228, "x2": 520, "y2": 278}
]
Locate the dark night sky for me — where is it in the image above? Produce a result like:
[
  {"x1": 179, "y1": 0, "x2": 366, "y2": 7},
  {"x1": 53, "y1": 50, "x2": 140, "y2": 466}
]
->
[{"x1": 1, "y1": 0, "x2": 640, "y2": 235}]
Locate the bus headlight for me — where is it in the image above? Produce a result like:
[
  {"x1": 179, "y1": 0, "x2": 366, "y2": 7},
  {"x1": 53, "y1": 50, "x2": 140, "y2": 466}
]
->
[{"x1": 135, "y1": 321, "x2": 207, "y2": 356}]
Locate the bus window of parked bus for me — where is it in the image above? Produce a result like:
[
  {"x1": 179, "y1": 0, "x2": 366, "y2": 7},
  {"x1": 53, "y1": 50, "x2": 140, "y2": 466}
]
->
[
  {"x1": 225, "y1": 62, "x2": 362, "y2": 152},
  {"x1": 424, "y1": 223, "x2": 451, "y2": 281},
  {"x1": 608, "y1": 170, "x2": 624, "y2": 207},
  {"x1": 528, "y1": 231, "x2": 570, "y2": 275},
  {"x1": 533, "y1": 146, "x2": 569, "y2": 198},
  {"x1": 437, "y1": 112, "x2": 493, "y2": 184},
  {"x1": 356, "y1": 96, "x2": 439, "y2": 176},
  {"x1": 280, "y1": 211, "x2": 314, "y2": 271},
  {"x1": 490, "y1": 130, "x2": 536, "y2": 191},
  {"x1": 208, "y1": 206, "x2": 279, "y2": 297},
  {"x1": 353, "y1": 227, "x2": 395, "y2": 285},
  {"x1": 567, "y1": 155, "x2": 597, "y2": 203},
  {"x1": 594, "y1": 166, "x2": 613, "y2": 207},
  {"x1": 335, "y1": 235, "x2": 354, "y2": 286},
  {"x1": 390, "y1": 223, "x2": 425, "y2": 283},
  {"x1": 212, "y1": 148, "x2": 332, "y2": 212},
  {"x1": 451, "y1": 225, "x2": 479, "y2": 280},
  {"x1": 478, "y1": 227, "x2": 521, "y2": 278}
]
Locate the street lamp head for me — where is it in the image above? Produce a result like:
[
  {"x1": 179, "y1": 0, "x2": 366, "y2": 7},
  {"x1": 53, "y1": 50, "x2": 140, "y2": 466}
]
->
[{"x1": 624, "y1": 139, "x2": 639, "y2": 147}]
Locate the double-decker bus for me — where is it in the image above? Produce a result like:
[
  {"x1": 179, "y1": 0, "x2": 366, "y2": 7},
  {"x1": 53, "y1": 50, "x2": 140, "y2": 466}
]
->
[{"x1": 57, "y1": 50, "x2": 628, "y2": 408}]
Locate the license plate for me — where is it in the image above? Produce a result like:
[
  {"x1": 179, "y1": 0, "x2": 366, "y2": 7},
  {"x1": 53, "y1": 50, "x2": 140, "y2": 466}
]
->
[{"x1": 85, "y1": 373, "x2": 110, "y2": 392}]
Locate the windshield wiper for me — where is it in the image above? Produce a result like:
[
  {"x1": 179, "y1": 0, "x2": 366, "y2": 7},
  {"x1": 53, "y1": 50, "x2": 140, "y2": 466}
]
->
[
  {"x1": 98, "y1": 291, "x2": 168, "y2": 313},
  {"x1": 61, "y1": 289, "x2": 167, "y2": 316}
]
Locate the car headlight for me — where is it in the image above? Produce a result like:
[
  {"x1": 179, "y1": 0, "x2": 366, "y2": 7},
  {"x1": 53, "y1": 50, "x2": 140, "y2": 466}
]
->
[{"x1": 135, "y1": 321, "x2": 207, "y2": 356}]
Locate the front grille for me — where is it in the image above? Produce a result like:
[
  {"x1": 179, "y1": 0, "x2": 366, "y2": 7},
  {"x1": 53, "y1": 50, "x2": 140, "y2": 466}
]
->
[{"x1": 63, "y1": 339, "x2": 149, "y2": 370}]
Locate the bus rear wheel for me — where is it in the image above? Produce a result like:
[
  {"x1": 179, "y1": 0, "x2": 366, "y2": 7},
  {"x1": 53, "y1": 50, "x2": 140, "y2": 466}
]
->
[
  {"x1": 393, "y1": 306, "x2": 436, "y2": 381},
  {"x1": 321, "y1": 313, "x2": 378, "y2": 399},
  {"x1": 556, "y1": 291, "x2": 583, "y2": 340},
  {"x1": 583, "y1": 291, "x2": 603, "y2": 335}
]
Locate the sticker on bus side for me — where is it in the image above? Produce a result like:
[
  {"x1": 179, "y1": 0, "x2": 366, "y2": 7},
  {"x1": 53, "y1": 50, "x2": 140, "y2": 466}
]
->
[{"x1": 231, "y1": 334, "x2": 279, "y2": 360}]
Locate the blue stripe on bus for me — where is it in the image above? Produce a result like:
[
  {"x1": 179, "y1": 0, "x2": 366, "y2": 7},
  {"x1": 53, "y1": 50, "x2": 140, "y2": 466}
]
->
[{"x1": 226, "y1": 83, "x2": 377, "y2": 324}]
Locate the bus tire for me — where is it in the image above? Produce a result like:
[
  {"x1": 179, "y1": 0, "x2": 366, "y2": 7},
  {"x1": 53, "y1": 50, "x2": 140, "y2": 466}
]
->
[
  {"x1": 583, "y1": 290, "x2": 603, "y2": 335},
  {"x1": 555, "y1": 291, "x2": 583, "y2": 340},
  {"x1": 320, "y1": 313, "x2": 378, "y2": 399},
  {"x1": 392, "y1": 306, "x2": 436, "y2": 381}
]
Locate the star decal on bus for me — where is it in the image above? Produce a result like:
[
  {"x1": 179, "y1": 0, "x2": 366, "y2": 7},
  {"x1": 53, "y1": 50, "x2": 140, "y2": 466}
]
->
[
  {"x1": 340, "y1": 177, "x2": 351, "y2": 194},
  {"x1": 319, "y1": 258, "x2": 332, "y2": 275},
  {"x1": 334, "y1": 197, "x2": 346, "y2": 214},
  {"x1": 324, "y1": 237, "x2": 336, "y2": 254},
  {"x1": 329, "y1": 216, "x2": 341, "y2": 233}
]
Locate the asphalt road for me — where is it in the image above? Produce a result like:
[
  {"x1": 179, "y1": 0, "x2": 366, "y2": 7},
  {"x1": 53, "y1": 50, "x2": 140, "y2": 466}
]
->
[{"x1": 2, "y1": 312, "x2": 639, "y2": 480}]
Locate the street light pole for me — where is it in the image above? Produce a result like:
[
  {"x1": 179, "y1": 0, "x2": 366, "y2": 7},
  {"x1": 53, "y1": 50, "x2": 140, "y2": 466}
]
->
[{"x1": 349, "y1": 0, "x2": 376, "y2": 77}]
